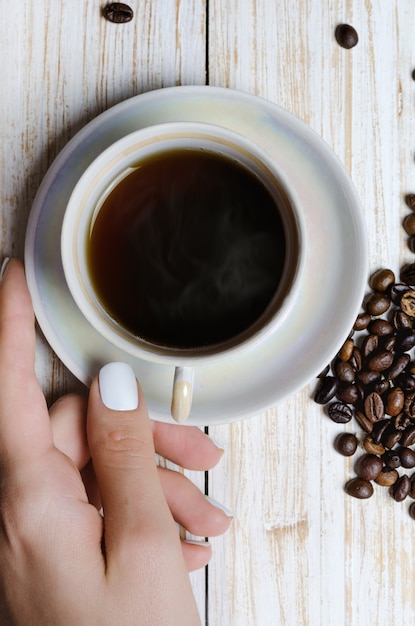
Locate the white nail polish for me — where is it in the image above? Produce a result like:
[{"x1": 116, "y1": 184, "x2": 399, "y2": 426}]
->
[
  {"x1": 205, "y1": 496, "x2": 234, "y2": 518},
  {"x1": 99, "y1": 362, "x2": 139, "y2": 411}
]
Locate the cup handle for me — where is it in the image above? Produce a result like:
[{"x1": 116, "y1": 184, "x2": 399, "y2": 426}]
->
[{"x1": 171, "y1": 366, "x2": 194, "y2": 423}]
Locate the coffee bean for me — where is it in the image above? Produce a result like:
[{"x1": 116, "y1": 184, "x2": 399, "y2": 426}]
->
[
  {"x1": 317, "y1": 365, "x2": 330, "y2": 378},
  {"x1": 356, "y1": 454, "x2": 383, "y2": 481},
  {"x1": 381, "y1": 426, "x2": 401, "y2": 450},
  {"x1": 328, "y1": 402, "x2": 353, "y2": 424},
  {"x1": 367, "y1": 319, "x2": 394, "y2": 336},
  {"x1": 385, "y1": 387, "x2": 405, "y2": 416},
  {"x1": 396, "y1": 371, "x2": 415, "y2": 391},
  {"x1": 371, "y1": 379, "x2": 391, "y2": 396},
  {"x1": 409, "y1": 236, "x2": 415, "y2": 254},
  {"x1": 314, "y1": 376, "x2": 339, "y2": 404},
  {"x1": 371, "y1": 419, "x2": 390, "y2": 443},
  {"x1": 334, "y1": 433, "x2": 358, "y2": 456},
  {"x1": 399, "y1": 446, "x2": 415, "y2": 468},
  {"x1": 401, "y1": 264, "x2": 415, "y2": 286},
  {"x1": 403, "y1": 213, "x2": 415, "y2": 235},
  {"x1": 375, "y1": 468, "x2": 398, "y2": 487},
  {"x1": 103, "y1": 2, "x2": 134, "y2": 22},
  {"x1": 391, "y1": 474, "x2": 411, "y2": 501},
  {"x1": 393, "y1": 310, "x2": 413, "y2": 330},
  {"x1": 336, "y1": 383, "x2": 359, "y2": 404},
  {"x1": 409, "y1": 502, "x2": 415, "y2": 520},
  {"x1": 354, "y1": 313, "x2": 371, "y2": 331},
  {"x1": 364, "y1": 392, "x2": 384, "y2": 422},
  {"x1": 367, "y1": 350, "x2": 394, "y2": 373},
  {"x1": 405, "y1": 193, "x2": 415, "y2": 211},
  {"x1": 404, "y1": 392, "x2": 415, "y2": 418},
  {"x1": 334, "y1": 358, "x2": 355, "y2": 383},
  {"x1": 365, "y1": 292, "x2": 391, "y2": 316},
  {"x1": 410, "y1": 473, "x2": 415, "y2": 498},
  {"x1": 382, "y1": 450, "x2": 401, "y2": 469},
  {"x1": 370, "y1": 268, "x2": 395, "y2": 292},
  {"x1": 400, "y1": 424, "x2": 415, "y2": 446},
  {"x1": 395, "y1": 329, "x2": 415, "y2": 352},
  {"x1": 349, "y1": 347, "x2": 362, "y2": 371},
  {"x1": 394, "y1": 414, "x2": 411, "y2": 432},
  {"x1": 354, "y1": 410, "x2": 374, "y2": 433},
  {"x1": 362, "y1": 334, "x2": 379, "y2": 358},
  {"x1": 389, "y1": 283, "x2": 411, "y2": 305},
  {"x1": 400, "y1": 290, "x2": 415, "y2": 317},
  {"x1": 363, "y1": 435, "x2": 385, "y2": 456},
  {"x1": 387, "y1": 354, "x2": 410, "y2": 380},
  {"x1": 357, "y1": 370, "x2": 380, "y2": 386},
  {"x1": 345, "y1": 477, "x2": 373, "y2": 499},
  {"x1": 338, "y1": 338, "x2": 354, "y2": 361},
  {"x1": 335, "y1": 23, "x2": 359, "y2": 49},
  {"x1": 379, "y1": 335, "x2": 396, "y2": 352}
]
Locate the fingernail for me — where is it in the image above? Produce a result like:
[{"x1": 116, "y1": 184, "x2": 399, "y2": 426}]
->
[
  {"x1": 183, "y1": 539, "x2": 211, "y2": 548},
  {"x1": 98, "y1": 362, "x2": 139, "y2": 411},
  {"x1": 0, "y1": 257, "x2": 11, "y2": 280},
  {"x1": 208, "y1": 435, "x2": 225, "y2": 454},
  {"x1": 205, "y1": 496, "x2": 234, "y2": 518}
]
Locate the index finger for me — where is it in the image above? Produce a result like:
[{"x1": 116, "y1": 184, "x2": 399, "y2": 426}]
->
[{"x1": 0, "y1": 259, "x2": 53, "y2": 468}]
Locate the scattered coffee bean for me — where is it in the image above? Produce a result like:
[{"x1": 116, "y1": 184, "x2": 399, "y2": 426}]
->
[
  {"x1": 400, "y1": 290, "x2": 415, "y2": 317},
  {"x1": 367, "y1": 350, "x2": 394, "y2": 373},
  {"x1": 365, "y1": 292, "x2": 391, "y2": 316},
  {"x1": 103, "y1": 2, "x2": 134, "y2": 23},
  {"x1": 410, "y1": 473, "x2": 415, "y2": 498},
  {"x1": 401, "y1": 425, "x2": 415, "y2": 447},
  {"x1": 356, "y1": 454, "x2": 383, "y2": 481},
  {"x1": 391, "y1": 474, "x2": 411, "y2": 502},
  {"x1": 399, "y1": 447, "x2": 415, "y2": 469},
  {"x1": 314, "y1": 376, "x2": 339, "y2": 404},
  {"x1": 335, "y1": 23, "x2": 359, "y2": 49},
  {"x1": 405, "y1": 193, "x2": 415, "y2": 211},
  {"x1": 384, "y1": 387, "x2": 405, "y2": 416},
  {"x1": 389, "y1": 283, "x2": 411, "y2": 305},
  {"x1": 335, "y1": 433, "x2": 358, "y2": 456},
  {"x1": 363, "y1": 436, "x2": 385, "y2": 456},
  {"x1": 354, "y1": 410, "x2": 374, "y2": 433},
  {"x1": 336, "y1": 383, "x2": 359, "y2": 404},
  {"x1": 371, "y1": 419, "x2": 390, "y2": 444},
  {"x1": 367, "y1": 318, "x2": 394, "y2": 336},
  {"x1": 382, "y1": 450, "x2": 401, "y2": 469},
  {"x1": 403, "y1": 213, "x2": 415, "y2": 235},
  {"x1": 381, "y1": 426, "x2": 401, "y2": 450},
  {"x1": 409, "y1": 502, "x2": 415, "y2": 520},
  {"x1": 345, "y1": 478, "x2": 373, "y2": 499},
  {"x1": 338, "y1": 338, "x2": 354, "y2": 361},
  {"x1": 328, "y1": 402, "x2": 353, "y2": 424},
  {"x1": 401, "y1": 264, "x2": 415, "y2": 286},
  {"x1": 364, "y1": 392, "x2": 384, "y2": 422},
  {"x1": 370, "y1": 268, "x2": 395, "y2": 292},
  {"x1": 404, "y1": 392, "x2": 415, "y2": 418},
  {"x1": 354, "y1": 312, "x2": 371, "y2": 331},
  {"x1": 375, "y1": 468, "x2": 398, "y2": 487},
  {"x1": 393, "y1": 310, "x2": 412, "y2": 330},
  {"x1": 334, "y1": 358, "x2": 355, "y2": 383}
]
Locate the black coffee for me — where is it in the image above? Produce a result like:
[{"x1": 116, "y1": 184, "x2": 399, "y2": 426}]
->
[{"x1": 87, "y1": 148, "x2": 286, "y2": 350}]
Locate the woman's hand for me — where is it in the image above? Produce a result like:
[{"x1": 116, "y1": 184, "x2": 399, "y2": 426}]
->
[{"x1": 0, "y1": 260, "x2": 231, "y2": 625}]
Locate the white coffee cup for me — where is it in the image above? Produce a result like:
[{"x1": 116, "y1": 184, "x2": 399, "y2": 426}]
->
[{"x1": 61, "y1": 122, "x2": 305, "y2": 422}]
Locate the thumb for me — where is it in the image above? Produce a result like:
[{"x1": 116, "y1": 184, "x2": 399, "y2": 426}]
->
[{"x1": 87, "y1": 362, "x2": 176, "y2": 564}]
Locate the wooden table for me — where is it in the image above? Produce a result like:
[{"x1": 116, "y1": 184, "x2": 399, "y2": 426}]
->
[{"x1": 2, "y1": 2, "x2": 415, "y2": 624}]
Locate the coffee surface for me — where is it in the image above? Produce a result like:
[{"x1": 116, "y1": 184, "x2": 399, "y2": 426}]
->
[{"x1": 87, "y1": 148, "x2": 286, "y2": 349}]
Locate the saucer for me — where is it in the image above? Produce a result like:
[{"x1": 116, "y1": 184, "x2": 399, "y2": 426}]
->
[{"x1": 25, "y1": 86, "x2": 368, "y2": 425}]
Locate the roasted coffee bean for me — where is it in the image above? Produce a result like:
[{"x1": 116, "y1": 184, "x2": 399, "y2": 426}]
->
[
  {"x1": 387, "y1": 354, "x2": 411, "y2": 380},
  {"x1": 403, "y1": 213, "x2": 415, "y2": 235},
  {"x1": 393, "y1": 310, "x2": 413, "y2": 330},
  {"x1": 334, "y1": 433, "x2": 358, "y2": 456},
  {"x1": 396, "y1": 371, "x2": 415, "y2": 391},
  {"x1": 394, "y1": 414, "x2": 412, "y2": 432},
  {"x1": 362, "y1": 334, "x2": 379, "y2": 358},
  {"x1": 336, "y1": 383, "x2": 359, "y2": 404},
  {"x1": 328, "y1": 401, "x2": 353, "y2": 423},
  {"x1": 410, "y1": 473, "x2": 415, "y2": 498},
  {"x1": 367, "y1": 350, "x2": 394, "y2": 373},
  {"x1": 345, "y1": 477, "x2": 373, "y2": 499},
  {"x1": 317, "y1": 364, "x2": 330, "y2": 378},
  {"x1": 379, "y1": 335, "x2": 396, "y2": 352},
  {"x1": 334, "y1": 358, "x2": 355, "y2": 383},
  {"x1": 408, "y1": 361, "x2": 415, "y2": 375},
  {"x1": 338, "y1": 338, "x2": 354, "y2": 361},
  {"x1": 382, "y1": 426, "x2": 401, "y2": 450},
  {"x1": 395, "y1": 329, "x2": 415, "y2": 352},
  {"x1": 382, "y1": 450, "x2": 401, "y2": 469},
  {"x1": 363, "y1": 435, "x2": 385, "y2": 456},
  {"x1": 371, "y1": 419, "x2": 390, "y2": 443},
  {"x1": 365, "y1": 292, "x2": 391, "y2": 316},
  {"x1": 405, "y1": 193, "x2": 415, "y2": 211},
  {"x1": 103, "y1": 2, "x2": 134, "y2": 22},
  {"x1": 354, "y1": 410, "x2": 374, "y2": 433},
  {"x1": 400, "y1": 290, "x2": 415, "y2": 317},
  {"x1": 409, "y1": 502, "x2": 415, "y2": 520},
  {"x1": 391, "y1": 474, "x2": 411, "y2": 501},
  {"x1": 367, "y1": 319, "x2": 394, "y2": 336},
  {"x1": 314, "y1": 376, "x2": 339, "y2": 404},
  {"x1": 375, "y1": 468, "x2": 399, "y2": 487},
  {"x1": 371, "y1": 379, "x2": 391, "y2": 396},
  {"x1": 335, "y1": 23, "x2": 359, "y2": 49},
  {"x1": 356, "y1": 454, "x2": 383, "y2": 481},
  {"x1": 385, "y1": 387, "x2": 405, "y2": 417},
  {"x1": 354, "y1": 312, "x2": 371, "y2": 331},
  {"x1": 364, "y1": 392, "x2": 384, "y2": 422},
  {"x1": 357, "y1": 370, "x2": 380, "y2": 386},
  {"x1": 409, "y1": 236, "x2": 415, "y2": 254},
  {"x1": 401, "y1": 263, "x2": 415, "y2": 286},
  {"x1": 399, "y1": 446, "x2": 415, "y2": 469},
  {"x1": 349, "y1": 347, "x2": 362, "y2": 371},
  {"x1": 370, "y1": 268, "x2": 395, "y2": 292},
  {"x1": 400, "y1": 424, "x2": 415, "y2": 446},
  {"x1": 390, "y1": 283, "x2": 411, "y2": 305},
  {"x1": 404, "y1": 392, "x2": 415, "y2": 418}
]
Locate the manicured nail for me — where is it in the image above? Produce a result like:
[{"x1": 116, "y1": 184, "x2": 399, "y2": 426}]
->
[
  {"x1": 208, "y1": 435, "x2": 225, "y2": 454},
  {"x1": 183, "y1": 539, "x2": 211, "y2": 548},
  {"x1": 99, "y1": 362, "x2": 139, "y2": 411},
  {"x1": 0, "y1": 258, "x2": 11, "y2": 280},
  {"x1": 205, "y1": 496, "x2": 234, "y2": 518}
]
